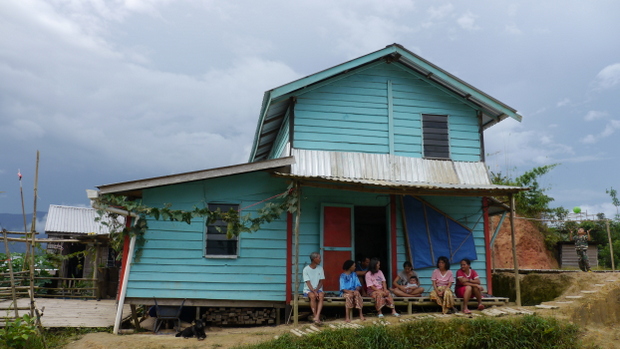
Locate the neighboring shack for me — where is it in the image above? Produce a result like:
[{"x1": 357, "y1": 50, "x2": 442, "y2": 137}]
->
[{"x1": 44, "y1": 205, "x2": 121, "y2": 299}]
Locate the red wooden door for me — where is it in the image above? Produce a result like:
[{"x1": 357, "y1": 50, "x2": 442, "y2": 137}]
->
[{"x1": 321, "y1": 205, "x2": 353, "y2": 292}]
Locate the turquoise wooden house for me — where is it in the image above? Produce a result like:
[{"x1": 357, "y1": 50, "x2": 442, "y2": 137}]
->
[{"x1": 95, "y1": 44, "x2": 525, "y2": 329}]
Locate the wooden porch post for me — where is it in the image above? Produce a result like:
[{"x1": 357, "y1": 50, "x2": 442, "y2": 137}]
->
[
  {"x1": 293, "y1": 182, "x2": 301, "y2": 326},
  {"x1": 482, "y1": 197, "x2": 492, "y2": 294},
  {"x1": 509, "y1": 194, "x2": 521, "y2": 306},
  {"x1": 390, "y1": 195, "x2": 397, "y2": 284}
]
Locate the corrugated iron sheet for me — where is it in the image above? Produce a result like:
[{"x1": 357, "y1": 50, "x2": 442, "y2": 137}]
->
[
  {"x1": 44, "y1": 205, "x2": 123, "y2": 235},
  {"x1": 291, "y1": 149, "x2": 495, "y2": 187}
]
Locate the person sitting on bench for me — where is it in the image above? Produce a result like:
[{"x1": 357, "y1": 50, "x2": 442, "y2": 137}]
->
[
  {"x1": 430, "y1": 256, "x2": 456, "y2": 314},
  {"x1": 339, "y1": 260, "x2": 366, "y2": 322},
  {"x1": 390, "y1": 261, "x2": 424, "y2": 297},
  {"x1": 455, "y1": 258, "x2": 484, "y2": 314},
  {"x1": 365, "y1": 258, "x2": 399, "y2": 318},
  {"x1": 303, "y1": 252, "x2": 325, "y2": 325}
]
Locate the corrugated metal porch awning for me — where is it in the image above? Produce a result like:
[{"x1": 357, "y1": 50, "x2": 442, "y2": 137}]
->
[{"x1": 275, "y1": 149, "x2": 526, "y2": 197}]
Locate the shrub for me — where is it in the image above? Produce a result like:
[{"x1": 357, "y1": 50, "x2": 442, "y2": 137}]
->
[{"x1": 1, "y1": 314, "x2": 44, "y2": 349}]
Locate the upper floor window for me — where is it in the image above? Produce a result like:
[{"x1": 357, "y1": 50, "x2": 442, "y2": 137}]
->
[
  {"x1": 205, "y1": 203, "x2": 239, "y2": 258},
  {"x1": 422, "y1": 114, "x2": 450, "y2": 159}
]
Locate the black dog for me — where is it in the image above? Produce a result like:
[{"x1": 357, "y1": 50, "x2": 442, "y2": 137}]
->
[{"x1": 175, "y1": 319, "x2": 207, "y2": 340}]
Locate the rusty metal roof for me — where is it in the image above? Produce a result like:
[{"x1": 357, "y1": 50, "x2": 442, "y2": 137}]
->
[{"x1": 44, "y1": 205, "x2": 123, "y2": 235}]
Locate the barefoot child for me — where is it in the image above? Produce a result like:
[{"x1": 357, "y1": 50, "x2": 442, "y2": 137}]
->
[
  {"x1": 404, "y1": 275, "x2": 422, "y2": 295},
  {"x1": 570, "y1": 228, "x2": 592, "y2": 272},
  {"x1": 339, "y1": 260, "x2": 366, "y2": 322}
]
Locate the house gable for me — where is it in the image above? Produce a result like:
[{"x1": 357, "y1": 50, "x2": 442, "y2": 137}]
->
[
  {"x1": 250, "y1": 43, "x2": 522, "y2": 163},
  {"x1": 291, "y1": 61, "x2": 481, "y2": 161}
]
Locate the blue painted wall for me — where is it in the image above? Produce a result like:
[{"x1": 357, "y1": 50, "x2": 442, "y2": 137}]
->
[
  {"x1": 126, "y1": 172, "x2": 290, "y2": 301},
  {"x1": 293, "y1": 62, "x2": 481, "y2": 161},
  {"x1": 125, "y1": 174, "x2": 486, "y2": 301}
]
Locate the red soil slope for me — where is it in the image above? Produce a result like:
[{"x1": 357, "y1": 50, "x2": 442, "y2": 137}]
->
[{"x1": 491, "y1": 215, "x2": 558, "y2": 269}]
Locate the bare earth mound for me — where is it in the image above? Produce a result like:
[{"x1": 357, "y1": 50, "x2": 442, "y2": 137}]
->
[{"x1": 491, "y1": 215, "x2": 559, "y2": 269}]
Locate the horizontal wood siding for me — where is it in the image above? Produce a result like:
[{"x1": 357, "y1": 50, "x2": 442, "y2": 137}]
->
[
  {"x1": 294, "y1": 64, "x2": 391, "y2": 154},
  {"x1": 269, "y1": 113, "x2": 290, "y2": 159},
  {"x1": 407, "y1": 196, "x2": 487, "y2": 291},
  {"x1": 293, "y1": 62, "x2": 481, "y2": 161},
  {"x1": 125, "y1": 172, "x2": 289, "y2": 301}
]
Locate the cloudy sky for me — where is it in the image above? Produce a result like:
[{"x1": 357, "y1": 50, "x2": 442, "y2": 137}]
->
[{"x1": 1, "y1": 1, "x2": 619, "y2": 222}]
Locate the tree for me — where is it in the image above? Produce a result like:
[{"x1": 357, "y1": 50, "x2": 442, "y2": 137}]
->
[
  {"x1": 490, "y1": 164, "x2": 559, "y2": 219},
  {"x1": 606, "y1": 187, "x2": 620, "y2": 219}
]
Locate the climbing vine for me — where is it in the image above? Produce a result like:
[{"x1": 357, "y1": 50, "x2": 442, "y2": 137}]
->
[{"x1": 94, "y1": 183, "x2": 298, "y2": 261}]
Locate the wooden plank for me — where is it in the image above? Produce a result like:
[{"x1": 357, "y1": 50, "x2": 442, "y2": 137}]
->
[{"x1": 0, "y1": 298, "x2": 131, "y2": 328}]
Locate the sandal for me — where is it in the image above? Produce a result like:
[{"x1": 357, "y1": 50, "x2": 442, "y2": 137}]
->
[
  {"x1": 463, "y1": 308, "x2": 471, "y2": 314},
  {"x1": 478, "y1": 304, "x2": 485, "y2": 311},
  {"x1": 392, "y1": 313, "x2": 400, "y2": 317},
  {"x1": 377, "y1": 314, "x2": 384, "y2": 318}
]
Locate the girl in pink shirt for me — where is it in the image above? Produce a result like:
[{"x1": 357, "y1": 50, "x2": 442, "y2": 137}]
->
[
  {"x1": 430, "y1": 256, "x2": 456, "y2": 314},
  {"x1": 365, "y1": 258, "x2": 399, "y2": 318}
]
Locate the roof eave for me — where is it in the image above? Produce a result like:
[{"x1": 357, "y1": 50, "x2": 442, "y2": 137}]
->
[
  {"x1": 97, "y1": 156, "x2": 295, "y2": 196},
  {"x1": 274, "y1": 172, "x2": 528, "y2": 198}
]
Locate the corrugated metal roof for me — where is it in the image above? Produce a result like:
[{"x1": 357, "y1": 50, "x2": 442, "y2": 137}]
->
[
  {"x1": 285, "y1": 149, "x2": 525, "y2": 194},
  {"x1": 291, "y1": 149, "x2": 488, "y2": 185},
  {"x1": 44, "y1": 205, "x2": 123, "y2": 235}
]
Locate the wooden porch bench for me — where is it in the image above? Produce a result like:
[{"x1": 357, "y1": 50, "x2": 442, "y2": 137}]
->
[{"x1": 292, "y1": 295, "x2": 509, "y2": 315}]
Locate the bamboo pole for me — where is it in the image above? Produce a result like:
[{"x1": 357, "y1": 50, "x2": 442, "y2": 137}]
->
[
  {"x1": 509, "y1": 194, "x2": 521, "y2": 306},
  {"x1": 4, "y1": 237, "x2": 90, "y2": 243},
  {"x1": 3, "y1": 230, "x2": 19, "y2": 317},
  {"x1": 606, "y1": 220, "x2": 615, "y2": 272},
  {"x1": 29, "y1": 151, "x2": 40, "y2": 317}
]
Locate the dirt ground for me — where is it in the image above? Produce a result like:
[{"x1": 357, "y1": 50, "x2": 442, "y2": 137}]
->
[{"x1": 64, "y1": 272, "x2": 620, "y2": 349}]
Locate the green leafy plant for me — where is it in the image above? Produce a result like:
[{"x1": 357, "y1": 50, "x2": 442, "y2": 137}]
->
[
  {"x1": 1, "y1": 314, "x2": 42, "y2": 349},
  {"x1": 490, "y1": 164, "x2": 559, "y2": 219}
]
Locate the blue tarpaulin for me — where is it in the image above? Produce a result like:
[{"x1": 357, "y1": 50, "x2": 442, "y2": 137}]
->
[{"x1": 403, "y1": 196, "x2": 477, "y2": 269}]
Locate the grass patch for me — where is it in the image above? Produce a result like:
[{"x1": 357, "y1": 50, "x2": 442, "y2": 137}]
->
[{"x1": 236, "y1": 316, "x2": 596, "y2": 349}]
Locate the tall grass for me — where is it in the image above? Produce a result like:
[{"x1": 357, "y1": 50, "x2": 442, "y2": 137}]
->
[{"x1": 237, "y1": 315, "x2": 595, "y2": 349}]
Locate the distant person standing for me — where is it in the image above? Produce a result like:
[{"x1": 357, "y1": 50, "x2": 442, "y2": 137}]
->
[
  {"x1": 570, "y1": 228, "x2": 592, "y2": 272},
  {"x1": 303, "y1": 252, "x2": 325, "y2": 324}
]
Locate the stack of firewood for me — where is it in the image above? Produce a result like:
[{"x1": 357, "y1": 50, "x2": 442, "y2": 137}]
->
[{"x1": 202, "y1": 307, "x2": 277, "y2": 325}]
